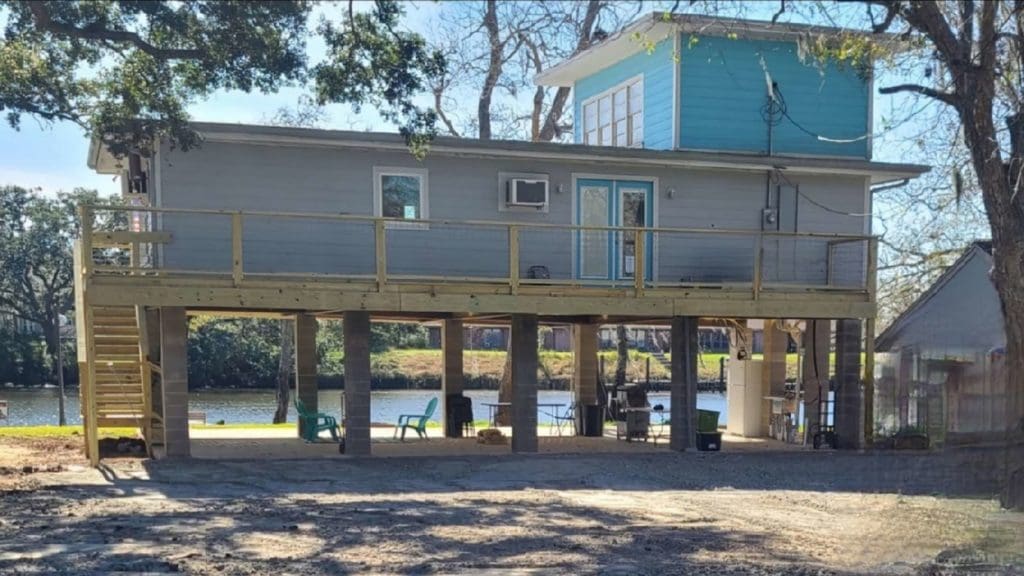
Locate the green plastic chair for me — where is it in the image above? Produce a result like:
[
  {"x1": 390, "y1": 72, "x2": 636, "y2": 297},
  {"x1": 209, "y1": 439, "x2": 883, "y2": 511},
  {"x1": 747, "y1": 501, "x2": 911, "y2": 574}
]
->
[
  {"x1": 394, "y1": 397, "x2": 438, "y2": 440},
  {"x1": 295, "y1": 398, "x2": 339, "y2": 443}
]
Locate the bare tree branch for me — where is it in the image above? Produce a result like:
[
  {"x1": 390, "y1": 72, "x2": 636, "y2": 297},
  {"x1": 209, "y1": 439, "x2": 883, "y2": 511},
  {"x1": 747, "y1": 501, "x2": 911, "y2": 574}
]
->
[
  {"x1": 879, "y1": 83, "x2": 959, "y2": 106},
  {"x1": 26, "y1": 1, "x2": 204, "y2": 60}
]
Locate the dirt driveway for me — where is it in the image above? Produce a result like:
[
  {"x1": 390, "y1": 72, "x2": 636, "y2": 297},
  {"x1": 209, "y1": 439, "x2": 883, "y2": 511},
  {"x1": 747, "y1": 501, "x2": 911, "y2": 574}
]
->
[{"x1": 0, "y1": 438, "x2": 1022, "y2": 575}]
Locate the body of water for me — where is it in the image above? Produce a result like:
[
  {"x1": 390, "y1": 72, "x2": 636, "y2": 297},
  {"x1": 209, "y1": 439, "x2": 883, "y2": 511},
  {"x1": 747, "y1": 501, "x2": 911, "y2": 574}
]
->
[{"x1": 0, "y1": 387, "x2": 728, "y2": 427}]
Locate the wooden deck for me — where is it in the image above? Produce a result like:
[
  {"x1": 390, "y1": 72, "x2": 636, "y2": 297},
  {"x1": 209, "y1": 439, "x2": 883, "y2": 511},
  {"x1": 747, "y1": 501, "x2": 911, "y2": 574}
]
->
[{"x1": 76, "y1": 204, "x2": 878, "y2": 321}]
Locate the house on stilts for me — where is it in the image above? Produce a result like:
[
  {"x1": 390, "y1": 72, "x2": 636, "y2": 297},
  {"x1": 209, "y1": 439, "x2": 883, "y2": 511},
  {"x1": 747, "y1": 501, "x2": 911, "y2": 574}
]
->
[{"x1": 75, "y1": 13, "x2": 927, "y2": 462}]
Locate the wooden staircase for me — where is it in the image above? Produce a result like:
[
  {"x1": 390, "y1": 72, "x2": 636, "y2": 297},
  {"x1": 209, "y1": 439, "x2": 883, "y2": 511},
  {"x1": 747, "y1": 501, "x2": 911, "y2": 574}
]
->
[{"x1": 82, "y1": 306, "x2": 160, "y2": 442}]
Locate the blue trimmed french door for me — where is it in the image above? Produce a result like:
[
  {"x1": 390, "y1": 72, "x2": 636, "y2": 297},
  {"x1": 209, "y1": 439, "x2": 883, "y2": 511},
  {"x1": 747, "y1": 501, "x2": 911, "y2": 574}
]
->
[{"x1": 576, "y1": 178, "x2": 654, "y2": 281}]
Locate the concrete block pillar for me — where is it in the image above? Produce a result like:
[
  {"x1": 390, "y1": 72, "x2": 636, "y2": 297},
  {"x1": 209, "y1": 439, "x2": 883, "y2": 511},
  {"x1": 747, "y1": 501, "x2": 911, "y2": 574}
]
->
[
  {"x1": 510, "y1": 314, "x2": 539, "y2": 453},
  {"x1": 572, "y1": 323, "x2": 599, "y2": 431},
  {"x1": 441, "y1": 319, "x2": 464, "y2": 437},
  {"x1": 159, "y1": 307, "x2": 190, "y2": 458},
  {"x1": 294, "y1": 314, "x2": 318, "y2": 439},
  {"x1": 801, "y1": 319, "x2": 830, "y2": 434},
  {"x1": 343, "y1": 311, "x2": 372, "y2": 456},
  {"x1": 834, "y1": 319, "x2": 864, "y2": 449},
  {"x1": 761, "y1": 320, "x2": 788, "y2": 435},
  {"x1": 670, "y1": 316, "x2": 699, "y2": 452}
]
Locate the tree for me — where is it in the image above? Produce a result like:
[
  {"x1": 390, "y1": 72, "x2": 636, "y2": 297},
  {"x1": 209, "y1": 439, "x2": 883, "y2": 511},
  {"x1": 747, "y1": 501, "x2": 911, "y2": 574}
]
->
[
  {"x1": 429, "y1": 0, "x2": 638, "y2": 142},
  {"x1": 681, "y1": 0, "x2": 1024, "y2": 509},
  {"x1": 833, "y1": 0, "x2": 1024, "y2": 513},
  {"x1": 0, "y1": 187, "x2": 107, "y2": 424},
  {"x1": 1, "y1": 1, "x2": 444, "y2": 154}
]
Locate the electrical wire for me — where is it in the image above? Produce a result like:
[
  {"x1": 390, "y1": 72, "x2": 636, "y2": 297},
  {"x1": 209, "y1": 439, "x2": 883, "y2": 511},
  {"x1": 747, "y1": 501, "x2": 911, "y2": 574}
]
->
[
  {"x1": 767, "y1": 84, "x2": 872, "y2": 144},
  {"x1": 771, "y1": 165, "x2": 873, "y2": 217}
]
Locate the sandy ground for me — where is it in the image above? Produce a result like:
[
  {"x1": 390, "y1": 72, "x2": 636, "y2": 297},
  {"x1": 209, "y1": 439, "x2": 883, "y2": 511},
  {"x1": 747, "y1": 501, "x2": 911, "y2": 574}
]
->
[{"x1": 1, "y1": 436, "x2": 1022, "y2": 575}]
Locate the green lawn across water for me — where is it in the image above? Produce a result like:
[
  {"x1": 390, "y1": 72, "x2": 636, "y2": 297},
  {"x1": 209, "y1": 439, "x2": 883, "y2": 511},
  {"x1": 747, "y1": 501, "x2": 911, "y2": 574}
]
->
[{"x1": 0, "y1": 425, "x2": 138, "y2": 438}]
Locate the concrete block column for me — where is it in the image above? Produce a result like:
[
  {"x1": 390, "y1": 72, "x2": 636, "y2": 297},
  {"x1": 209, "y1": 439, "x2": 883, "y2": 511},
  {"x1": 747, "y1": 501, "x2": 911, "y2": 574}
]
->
[
  {"x1": 834, "y1": 318, "x2": 864, "y2": 449},
  {"x1": 441, "y1": 318, "x2": 464, "y2": 437},
  {"x1": 670, "y1": 316, "x2": 699, "y2": 452},
  {"x1": 761, "y1": 320, "x2": 788, "y2": 435},
  {"x1": 294, "y1": 314, "x2": 318, "y2": 439},
  {"x1": 572, "y1": 323, "x2": 599, "y2": 431},
  {"x1": 159, "y1": 307, "x2": 190, "y2": 458},
  {"x1": 801, "y1": 319, "x2": 830, "y2": 434},
  {"x1": 510, "y1": 314, "x2": 539, "y2": 453},
  {"x1": 343, "y1": 311, "x2": 372, "y2": 456}
]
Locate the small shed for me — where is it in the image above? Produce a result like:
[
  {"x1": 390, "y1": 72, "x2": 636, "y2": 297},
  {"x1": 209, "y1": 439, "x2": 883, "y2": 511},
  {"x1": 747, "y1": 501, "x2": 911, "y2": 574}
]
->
[{"x1": 875, "y1": 241, "x2": 1007, "y2": 445}]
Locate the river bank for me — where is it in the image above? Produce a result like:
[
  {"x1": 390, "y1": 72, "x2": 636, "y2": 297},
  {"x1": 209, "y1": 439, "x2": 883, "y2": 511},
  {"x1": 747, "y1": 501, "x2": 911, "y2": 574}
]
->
[{"x1": 0, "y1": 388, "x2": 729, "y2": 427}]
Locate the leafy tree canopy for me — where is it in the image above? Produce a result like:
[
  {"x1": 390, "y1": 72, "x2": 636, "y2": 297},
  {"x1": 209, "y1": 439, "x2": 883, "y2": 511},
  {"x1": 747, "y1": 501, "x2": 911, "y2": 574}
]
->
[{"x1": 0, "y1": 1, "x2": 444, "y2": 156}]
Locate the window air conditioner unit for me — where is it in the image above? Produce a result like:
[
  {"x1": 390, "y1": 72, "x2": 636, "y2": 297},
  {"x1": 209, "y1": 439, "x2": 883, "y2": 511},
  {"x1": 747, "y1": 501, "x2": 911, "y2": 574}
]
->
[{"x1": 507, "y1": 178, "x2": 548, "y2": 207}]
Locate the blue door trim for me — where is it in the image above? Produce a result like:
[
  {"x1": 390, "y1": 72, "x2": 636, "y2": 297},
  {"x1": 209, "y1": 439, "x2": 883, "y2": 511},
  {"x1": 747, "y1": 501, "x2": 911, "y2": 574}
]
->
[{"x1": 575, "y1": 178, "x2": 654, "y2": 281}]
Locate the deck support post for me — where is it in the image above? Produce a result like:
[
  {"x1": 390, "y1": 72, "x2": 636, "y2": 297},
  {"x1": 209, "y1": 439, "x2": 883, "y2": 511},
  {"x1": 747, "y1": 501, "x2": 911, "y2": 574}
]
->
[
  {"x1": 670, "y1": 316, "x2": 699, "y2": 451},
  {"x1": 834, "y1": 318, "x2": 864, "y2": 449},
  {"x1": 159, "y1": 307, "x2": 190, "y2": 458},
  {"x1": 801, "y1": 319, "x2": 831, "y2": 440},
  {"x1": 343, "y1": 311, "x2": 372, "y2": 456},
  {"x1": 295, "y1": 314, "x2": 318, "y2": 439},
  {"x1": 441, "y1": 318, "x2": 464, "y2": 437},
  {"x1": 761, "y1": 320, "x2": 789, "y2": 436},
  {"x1": 863, "y1": 318, "x2": 876, "y2": 446},
  {"x1": 144, "y1": 307, "x2": 164, "y2": 451},
  {"x1": 510, "y1": 314, "x2": 539, "y2": 453},
  {"x1": 572, "y1": 323, "x2": 599, "y2": 433}
]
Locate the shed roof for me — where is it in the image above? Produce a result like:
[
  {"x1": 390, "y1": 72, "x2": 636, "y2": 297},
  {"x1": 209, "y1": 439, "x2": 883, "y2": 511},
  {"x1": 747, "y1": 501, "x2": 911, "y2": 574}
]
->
[{"x1": 875, "y1": 241, "x2": 995, "y2": 351}]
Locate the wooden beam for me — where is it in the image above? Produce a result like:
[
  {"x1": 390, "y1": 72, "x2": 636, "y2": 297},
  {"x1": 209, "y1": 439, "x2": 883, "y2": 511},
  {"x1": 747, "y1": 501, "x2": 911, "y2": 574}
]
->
[
  {"x1": 508, "y1": 225, "x2": 520, "y2": 295},
  {"x1": 864, "y1": 317, "x2": 876, "y2": 446},
  {"x1": 231, "y1": 213, "x2": 243, "y2": 286},
  {"x1": 85, "y1": 275, "x2": 875, "y2": 319},
  {"x1": 375, "y1": 220, "x2": 387, "y2": 292},
  {"x1": 634, "y1": 229, "x2": 645, "y2": 297},
  {"x1": 92, "y1": 231, "x2": 173, "y2": 247},
  {"x1": 83, "y1": 305, "x2": 99, "y2": 466},
  {"x1": 78, "y1": 205, "x2": 94, "y2": 278}
]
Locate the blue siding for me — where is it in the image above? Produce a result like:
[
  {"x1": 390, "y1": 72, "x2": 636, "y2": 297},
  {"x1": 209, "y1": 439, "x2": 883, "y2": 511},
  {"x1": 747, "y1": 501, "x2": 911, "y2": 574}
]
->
[
  {"x1": 678, "y1": 36, "x2": 869, "y2": 157},
  {"x1": 573, "y1": 38, "x2": 675, "y2": 150}
]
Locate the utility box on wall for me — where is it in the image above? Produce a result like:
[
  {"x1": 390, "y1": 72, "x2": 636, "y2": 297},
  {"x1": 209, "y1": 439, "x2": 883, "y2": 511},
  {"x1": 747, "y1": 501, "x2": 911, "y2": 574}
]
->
[{"x1": 727, "y1": 359, "x2": 764, "y2": 438}]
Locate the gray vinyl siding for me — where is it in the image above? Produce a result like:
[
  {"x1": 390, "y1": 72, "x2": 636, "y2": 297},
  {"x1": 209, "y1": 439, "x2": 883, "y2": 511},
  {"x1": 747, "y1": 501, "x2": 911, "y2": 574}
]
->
[
  {"x1": 880, "y1": 250, "x2": 1005, "y2": 353},
  {"x1": 156, "y1": 139, "x2": 870, "y2": 285}
]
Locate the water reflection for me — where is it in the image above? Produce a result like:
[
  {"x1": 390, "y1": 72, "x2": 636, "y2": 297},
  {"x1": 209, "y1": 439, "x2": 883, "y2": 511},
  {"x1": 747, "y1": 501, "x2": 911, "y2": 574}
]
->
[{"x1": 0, "y1": 387, "x2": 728, "y2": 427}]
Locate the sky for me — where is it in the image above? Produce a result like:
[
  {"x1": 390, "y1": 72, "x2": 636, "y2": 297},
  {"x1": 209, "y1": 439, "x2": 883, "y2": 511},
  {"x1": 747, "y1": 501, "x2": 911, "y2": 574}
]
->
[
  {"x1": 0, "y1": 1, "x2": 443, "y2": 197},
  {"x1": 0, "y1": 1, "x2": 927, "y2": 199}
]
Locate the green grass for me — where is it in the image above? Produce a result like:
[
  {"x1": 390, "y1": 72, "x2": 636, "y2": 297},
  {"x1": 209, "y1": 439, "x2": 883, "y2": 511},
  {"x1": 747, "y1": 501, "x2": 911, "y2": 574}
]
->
[{"x1": 0, "y1": 425, "x2": 138, "y2": 438}]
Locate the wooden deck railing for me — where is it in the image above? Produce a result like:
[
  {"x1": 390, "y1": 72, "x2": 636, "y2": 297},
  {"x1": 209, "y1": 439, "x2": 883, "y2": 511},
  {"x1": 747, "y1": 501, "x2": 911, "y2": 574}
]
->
[{"x1": 77, "y1": 204, "x2": 878, "y2": 301}]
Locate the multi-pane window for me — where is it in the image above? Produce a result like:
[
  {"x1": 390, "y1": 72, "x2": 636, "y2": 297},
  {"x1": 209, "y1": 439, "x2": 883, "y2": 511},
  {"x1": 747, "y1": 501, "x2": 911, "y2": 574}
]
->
[
  {"x1": 373, "y1": 167, "x2": 429, "y2": 227},
  {"x1": 581, "y1": 76, "x2": 643, "y2": 148}
]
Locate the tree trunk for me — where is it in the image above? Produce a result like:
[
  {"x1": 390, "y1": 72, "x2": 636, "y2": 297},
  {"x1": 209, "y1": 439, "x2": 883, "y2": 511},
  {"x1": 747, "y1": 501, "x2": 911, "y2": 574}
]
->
[
  {"x1": 958, "y1": 78, "x2": 1024, "y2": 509},
  {"x1": 43, "y1": 315, "x2": 66, "y2": 426},
  {"x1": 478, "y1": 0, "x2": 501, "y2": 141},
  {"x1": 992, "y1": 113, "x2": 1024, "y2": 510},
  {"x1": 615, "y1": 325, "x2": 628, "y2": 387},
  {"x1": 273, "y1": 319, "x2": 294, "y2": 424}
]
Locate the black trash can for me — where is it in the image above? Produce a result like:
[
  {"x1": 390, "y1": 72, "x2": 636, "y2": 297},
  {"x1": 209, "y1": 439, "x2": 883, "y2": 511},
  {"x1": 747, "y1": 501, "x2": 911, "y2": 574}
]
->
[
  {"x1": 696, "y1": 431, "x2": 722, "y2": 451},
  {"x1": 582, "y1": 404, "x2": 604, "y2": 437},
  {"x1": 445, "y1": 394, "x2": 473, "y2": 438}
]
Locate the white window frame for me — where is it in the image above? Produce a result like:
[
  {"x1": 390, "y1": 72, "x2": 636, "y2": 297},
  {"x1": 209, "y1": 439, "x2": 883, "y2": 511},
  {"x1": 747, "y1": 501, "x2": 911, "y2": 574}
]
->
[
  {"x1": 373, "y1": 166, "x2": 429, "y2": 229},
  {"x1": 580, "y1": 74, "x2": 644, "y2": 148}
]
